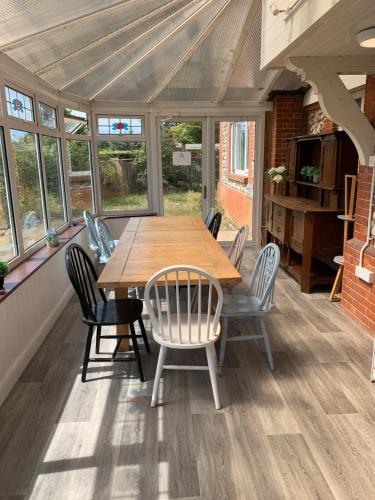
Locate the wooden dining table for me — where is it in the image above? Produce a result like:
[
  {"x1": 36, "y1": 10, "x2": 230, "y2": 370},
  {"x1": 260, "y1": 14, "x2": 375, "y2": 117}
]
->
[{"x1": 97, "y1": 215, "x2": 242, "y2": 349}]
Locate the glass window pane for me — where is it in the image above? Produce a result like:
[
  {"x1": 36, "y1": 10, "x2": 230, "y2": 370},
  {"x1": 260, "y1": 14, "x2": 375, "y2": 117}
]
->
[
  {"x1": 41, "y1": 136, "x2": 66, "y2": 228},
  {"x1": 0, "y1": 130, "x2": 17, "y2": 261},
  {"x1": 5, "y1": 86, "x2": 34, "y2": 122},
  {"x1": 64, "y1": 108, "x2": 89, "y2": 135},
  {"x1": 98, "y1": 141, "x2": 148, "y2": 212},
  {"x1": 97, "y1": 116, "x2": 143, "y2": 136},
  {"x1": 39, "y1": 102, "x2": 57, "y2": 129},
  {"x1": 66, "y1": 140, "x2": 93, "y2": 219},
  {"x1": 11, "y1": 129, "x2": 46, "y2": 249}
]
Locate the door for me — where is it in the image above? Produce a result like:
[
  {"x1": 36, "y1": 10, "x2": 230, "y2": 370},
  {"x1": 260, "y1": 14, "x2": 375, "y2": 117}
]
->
[{"x1": 159, "y1": 118, "x2": 206, "y2": 216}]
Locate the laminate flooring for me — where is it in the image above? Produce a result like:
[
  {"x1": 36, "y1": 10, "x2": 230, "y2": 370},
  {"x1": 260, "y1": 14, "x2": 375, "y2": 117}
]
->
[{"x1": 0, "y1": 248, "x2": 374, "y2": 500}]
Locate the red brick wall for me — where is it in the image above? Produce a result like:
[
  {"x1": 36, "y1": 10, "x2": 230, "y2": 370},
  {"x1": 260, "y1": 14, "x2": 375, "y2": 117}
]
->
[
  {"x1": 217, "y1": 121, "x2": 255, "y2": 228},
  {"x1": 341, "y1": 75, "x2": 375, "y2": 333}
]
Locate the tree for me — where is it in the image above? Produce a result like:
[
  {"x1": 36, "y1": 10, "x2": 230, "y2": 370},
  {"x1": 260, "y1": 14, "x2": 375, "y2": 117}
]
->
[{"x1": 171, "y1": 121, "x2": 202, "y2": 146}]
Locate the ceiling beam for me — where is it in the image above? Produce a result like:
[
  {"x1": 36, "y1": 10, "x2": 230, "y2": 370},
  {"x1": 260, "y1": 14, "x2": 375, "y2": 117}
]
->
[
  {"x1": 58, "y1": 0, "x2": 201, "y2": 91},
  {"x1": 214, "y1": 0, "x2": 260, "y2": 104},
  {"x1": 90, "y1": 0, "x2": 218, "y2": 100},
  {"x1": 0, "y1": 0, "x2": 136, "y2": 51},
  {"x1": 147, "y1": 0, "x2": 233, "y2": 103},
  {"x1": 287, "y1": 56, "x2": 375, "y2": 75},
  {"x1": 36, "y1": 0, "x2": 185, "y2": 76}
]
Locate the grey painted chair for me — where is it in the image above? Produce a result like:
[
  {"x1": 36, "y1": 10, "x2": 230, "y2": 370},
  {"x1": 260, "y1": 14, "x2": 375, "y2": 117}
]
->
[
  {"x1": 228, "y1": 225, "x2": 249, "y2": 271},
  {"x1": 95, "y1": 218, "x2": 115, "y2": 261},
  {"x1": 219, "y1": 243, "x2": 280, "y2": 372},
  {"x1": 204, "y1": 207, "x2": 215, "y2": 227},
  {"x1": 83, "y1": 210, "x2": 100, "y2": 253}
]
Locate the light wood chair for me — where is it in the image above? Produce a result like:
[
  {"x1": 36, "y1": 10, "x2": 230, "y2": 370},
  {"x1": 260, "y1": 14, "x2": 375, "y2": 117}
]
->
[
  {"x1": 219, "y1": 243, "x2": 280, "y2": 372},
  {"x1": 330, "y1": 175, "x2": 357, "y2": 302},
  {"x1": 228, "y1": 225, "x2": 249, "y2": 271},
  {"x1": 145, "y1": 265, "x2": 224, "y2": 409}
]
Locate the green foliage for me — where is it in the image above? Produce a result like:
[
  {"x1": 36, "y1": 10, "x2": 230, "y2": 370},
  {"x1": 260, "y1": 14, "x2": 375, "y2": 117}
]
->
[
  {"x1": 0, "y1": 259, "x2": 9, "y2": 276},
  {"x1": 300, "y1": 165, "x2": 315, "y2": 177},
  {"x1": 171, "y1": 122, "x2": 202, "y2": 146}
]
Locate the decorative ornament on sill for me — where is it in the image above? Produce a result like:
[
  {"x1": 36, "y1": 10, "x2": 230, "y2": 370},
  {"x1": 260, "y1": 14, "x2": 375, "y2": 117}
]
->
[
  {"x1": 112, "y1": 122, "x2": 129, "y2": 132},
  {"x1": 12, "y1": 98, "x2": 24, "y2": 114}
]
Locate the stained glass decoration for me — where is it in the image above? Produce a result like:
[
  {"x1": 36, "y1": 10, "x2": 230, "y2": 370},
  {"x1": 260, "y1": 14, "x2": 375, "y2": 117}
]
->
[
  {"x1": 5, "y1": 86, "x2": 34, "y2": 121},
  {"x1": 98, "y1": 117, "x2": 143, "y2": 135},
  {"x1": 39, "y1": 102, "x2": 57, "y2": 129}
]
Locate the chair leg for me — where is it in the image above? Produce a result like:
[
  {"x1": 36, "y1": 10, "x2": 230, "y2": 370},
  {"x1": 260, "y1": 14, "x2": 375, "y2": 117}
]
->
[
  {"x1": 82, "y1": 326, "x2": 94, "y2": 382},
  {"x1": 130, "y1": 323, "x2": 145, "y2": 382},
  {"x1": 206, "y1": 344, "x2": 221, "y2": 410},
  {"x1": 260, "y1": 318, "x2": 274, "y2": 371},
  {"x1": 95, "y1": 325, "x2": 101, "y2": 354},
  {"x1": 139, "y1": 318, "x2": 151, "y2": 353},
  {"x1": 151, "y1": 345, "x2": 167, "y2": 407},
  {"x1": 219, "y1": 317, "x2": 229, "y2": 374}
]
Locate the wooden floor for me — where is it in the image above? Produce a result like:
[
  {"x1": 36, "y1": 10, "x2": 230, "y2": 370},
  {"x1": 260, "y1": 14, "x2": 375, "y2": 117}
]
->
[{"x1": 0, "y1": 248, "x2": 374, "y2": 500}]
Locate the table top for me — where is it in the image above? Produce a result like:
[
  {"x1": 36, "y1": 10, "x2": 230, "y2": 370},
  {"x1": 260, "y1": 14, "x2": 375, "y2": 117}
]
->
[{"x1": 97, "y1": 215, "x2": 242, "y2": 288}]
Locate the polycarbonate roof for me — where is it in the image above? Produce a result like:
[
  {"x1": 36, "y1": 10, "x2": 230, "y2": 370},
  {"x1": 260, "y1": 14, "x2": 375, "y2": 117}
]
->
[{"x1": 0, "y1": 0, "x2": 277, "y2": 103}]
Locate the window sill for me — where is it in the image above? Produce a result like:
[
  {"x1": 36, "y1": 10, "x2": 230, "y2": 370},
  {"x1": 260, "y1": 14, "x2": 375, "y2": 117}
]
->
[
  {"x1": 227, "y1": 173, "x2": 248, "y2": 185},
  {"x1": 0, "y1": 224, "x2": 85, "y2": 303}
]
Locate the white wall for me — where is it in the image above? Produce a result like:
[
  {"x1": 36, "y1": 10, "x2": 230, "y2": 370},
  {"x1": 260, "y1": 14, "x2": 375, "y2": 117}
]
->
[
  {"x1": 0, "y1": 229, "x2": 91, "y2": 407},
  {"x1": 261, "y1": 0, "x2": 340, "y2": 69}
]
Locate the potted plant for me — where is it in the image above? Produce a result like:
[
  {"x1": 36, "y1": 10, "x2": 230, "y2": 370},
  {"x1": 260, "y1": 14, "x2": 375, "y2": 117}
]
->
[
  {"x1": 0, "y1": 260, "x2": 9, "y2": 290},
  {"x1": 313, "y1": 167, "x2": 320, "y2": 183},
  {"x1": 46, "y1": 228, "x2": 60, "y2": 247},
  {"x1": 300, "y1": 166, "x2": 309, "y2": 180}
]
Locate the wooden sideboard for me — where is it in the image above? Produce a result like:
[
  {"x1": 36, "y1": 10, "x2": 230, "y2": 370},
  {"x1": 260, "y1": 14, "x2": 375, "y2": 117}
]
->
[{"x1": 265, "y1": 195, "x2": 343, "y2": 293}]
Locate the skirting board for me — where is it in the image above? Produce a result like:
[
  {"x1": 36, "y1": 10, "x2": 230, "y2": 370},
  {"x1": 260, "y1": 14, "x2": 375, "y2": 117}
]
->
[{"x1": 0, "y1": 284, "x2": 74, "y2": 407}]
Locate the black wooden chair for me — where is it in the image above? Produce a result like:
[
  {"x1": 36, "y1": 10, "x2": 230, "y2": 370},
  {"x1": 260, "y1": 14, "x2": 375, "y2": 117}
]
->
[
  {"x1": 65, "y1": 243, "x2": 150, "y2": 382},
  {"x1": 208, "y1": 212, "x2": 222, "y2": 240}
]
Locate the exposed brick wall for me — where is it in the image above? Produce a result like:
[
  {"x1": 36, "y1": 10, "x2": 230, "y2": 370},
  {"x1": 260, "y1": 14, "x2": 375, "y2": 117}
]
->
[
  {"x1": 270, "y1": 94, "x2": 305, "y2": 169},
  {"x1": 217, "y1": 182, "x2": 253, "y2": 227},
  {"x1": 341, "y1": 75, "x2": 375, "y2": 333}
]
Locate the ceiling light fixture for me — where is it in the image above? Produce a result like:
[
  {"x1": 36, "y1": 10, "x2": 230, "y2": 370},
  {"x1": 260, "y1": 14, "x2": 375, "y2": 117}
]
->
[{"x1": 356, "y1": 27, "x2": 375, "y2": 48}]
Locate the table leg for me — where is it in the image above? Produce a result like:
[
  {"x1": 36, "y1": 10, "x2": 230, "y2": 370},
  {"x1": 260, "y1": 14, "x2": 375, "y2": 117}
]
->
[{"x1": 115, "y1": 287, "x2": 130, "y2": 351}]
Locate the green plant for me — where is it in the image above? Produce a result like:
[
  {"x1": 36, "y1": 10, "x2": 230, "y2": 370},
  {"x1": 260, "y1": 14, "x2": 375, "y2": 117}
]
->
[
  {"x1": 0, "y1": 260, "x2": 9, "y2": 277},
  {"x1": 46, "y1": 228, "x2": 59, "y2": 242}
]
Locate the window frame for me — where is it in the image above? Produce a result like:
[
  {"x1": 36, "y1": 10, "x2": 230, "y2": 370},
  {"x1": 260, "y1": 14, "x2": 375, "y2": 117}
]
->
[
  {"x1": 230, "y1": 121, "x2": 249, "y2": 176},
  {"x1": 93, "y1": 112, "x2": 151, "y2": 216}
]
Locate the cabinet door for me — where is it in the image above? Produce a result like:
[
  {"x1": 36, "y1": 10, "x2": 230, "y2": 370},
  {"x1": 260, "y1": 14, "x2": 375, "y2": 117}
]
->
[
  {"x1": 287, "y1": 141, "x2": 297, "y2": 181},
  {"x1": 320, "y1": 139, "x2": 337, "y2": 188}
]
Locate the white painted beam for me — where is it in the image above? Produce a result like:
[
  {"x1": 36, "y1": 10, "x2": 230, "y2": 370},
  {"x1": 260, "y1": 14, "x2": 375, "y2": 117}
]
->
[
  {"x1": 147, "y1": 0, "x2": 233, "y2": 103},
  {"x1": 287, "y1": 57, "x2": 375, "y2": 166}
]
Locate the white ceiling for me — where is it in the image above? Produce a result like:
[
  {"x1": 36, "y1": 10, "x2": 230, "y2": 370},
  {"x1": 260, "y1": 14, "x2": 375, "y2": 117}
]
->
[{"x1": 0, "y1": 0, "x2": 278, "y2": 103}]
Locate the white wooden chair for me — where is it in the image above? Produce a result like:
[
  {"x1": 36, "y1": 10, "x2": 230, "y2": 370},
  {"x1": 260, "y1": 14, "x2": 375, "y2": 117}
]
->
[
  {"x1": 219, "y1": 243, "x2": 280, "y2": 372},
  {"x1": 83, "y1": 210, "x2": 100, "y2": 253},
  {"x1": 144, "y1": 265, "x2": 224, "y2": 409},
  {"x1": 228, "y1": 225, "x2": 249, "y2": 271}
]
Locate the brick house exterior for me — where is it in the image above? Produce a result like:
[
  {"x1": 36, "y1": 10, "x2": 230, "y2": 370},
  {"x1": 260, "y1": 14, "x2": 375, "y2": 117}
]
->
[{"x1": 217, "y1": 121, "x2": 255, "y2": 228}]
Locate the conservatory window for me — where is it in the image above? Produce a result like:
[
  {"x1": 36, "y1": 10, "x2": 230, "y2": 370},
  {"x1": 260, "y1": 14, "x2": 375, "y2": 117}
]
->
[
  {"x1": 98, "y1": 117, "x2": 143, "y2": 136},
  {"x1": 0, "y1": 129, "x2": 17, "y2": 261},
  {"x1": 39, "y1": 102, "x2": 57, "y2": 129},
  {"x1": 41, "y1": 136, "x2": 66, "y2": 228},
  {"x1": 64, "y1": 108, "x2": 89, "y2": 135},
  {"x1": 66, "y1": 140, "x2": 94, "y2": 219},
  {"x1": 98, "y1": 141, "x2": 148, "y2": 212},
  {"x1": 231, "y1": 121, "x2": 248, "y2": 175},
  {"x1": 5, "y1": 86, "x2": 34, "y2": 122},
  {"x1": 11, "y1": 129, "x2": 46, "y2": 249}
]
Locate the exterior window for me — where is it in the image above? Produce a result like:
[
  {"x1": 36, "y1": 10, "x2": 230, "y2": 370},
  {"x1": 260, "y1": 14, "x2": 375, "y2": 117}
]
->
[
  {"x1": 39, "y1": 102, "x2": 57, "y2": 129},
  {"x1": 64, "y1": 108, "x2": 89, "y2": 135},
  {"x1": 5, "y1": 86, "x2": 34, "y2": 122},
  {"x1": 0, "y1": 129, "x2": 17, "y2": 261},
  {"x1": 98, "y1": 141, "x2": 148, "y2": 212},
  {"x1": 41, "y1": 136, "x2": 66, "y2": 228},
  {"x1": 66, "y1": 140, "x2": 93, "y2": 219},
  {"x1": 231, "y1": 121, "x2": 248, "y2": 175},
  {"x1": 11, "y1": 129, "x2": 46, "y2": 249},
  {"x1": 98, "y1": 117, "x2": 143, "y2": 136}
]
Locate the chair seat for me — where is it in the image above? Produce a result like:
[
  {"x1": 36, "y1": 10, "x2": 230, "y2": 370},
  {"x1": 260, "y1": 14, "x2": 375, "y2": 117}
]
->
[
  {"x1": 153, "y1": 313, "x2": 220, "y2": 348},
  {"x1": 89, "y1": 298, "x2": 143, "y2": 326},
  {"x1": 221, "y1": 293, "x2": 267, "y2": 317}
]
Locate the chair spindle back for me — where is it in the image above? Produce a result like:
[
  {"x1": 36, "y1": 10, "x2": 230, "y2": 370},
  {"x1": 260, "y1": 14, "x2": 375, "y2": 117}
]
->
[
  {"x1": 228, "y1": 225, "x2": 249, "y2": 271},
  {"x1": 83, "y1": 210, "x2": 100, "y2": 252},
  {"x1": 248, "y1": 243, "x2": 280, "y2": 311},
  {"x1": 95, "y1": 219, "x2": 115, "y2": 259},
  {"x1": 208, "y1": 212, "x2": 222, "y2": 240}
]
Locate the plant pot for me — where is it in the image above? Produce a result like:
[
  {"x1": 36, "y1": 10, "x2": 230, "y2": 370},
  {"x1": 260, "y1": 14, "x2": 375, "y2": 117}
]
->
[
  {"x1": 313, "y1": 174, "x2": 320, "y2": 183},
  {"x1": 0, "y1": 275, "x2": 4, "y2": 289},
  {"x1": 46, "y1": 238, "x2": 59, "y2": 248}
]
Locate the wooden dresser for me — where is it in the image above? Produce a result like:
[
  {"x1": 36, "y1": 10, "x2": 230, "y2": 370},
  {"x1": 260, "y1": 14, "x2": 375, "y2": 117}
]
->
[{"x1": 265, "y1": 131, "x2": 358, "y2": 293}]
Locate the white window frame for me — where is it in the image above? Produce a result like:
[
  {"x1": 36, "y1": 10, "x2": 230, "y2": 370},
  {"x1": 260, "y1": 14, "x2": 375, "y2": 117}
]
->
[{"x1": 231, "y1": 121, "x2": 249, "y2": 175}]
